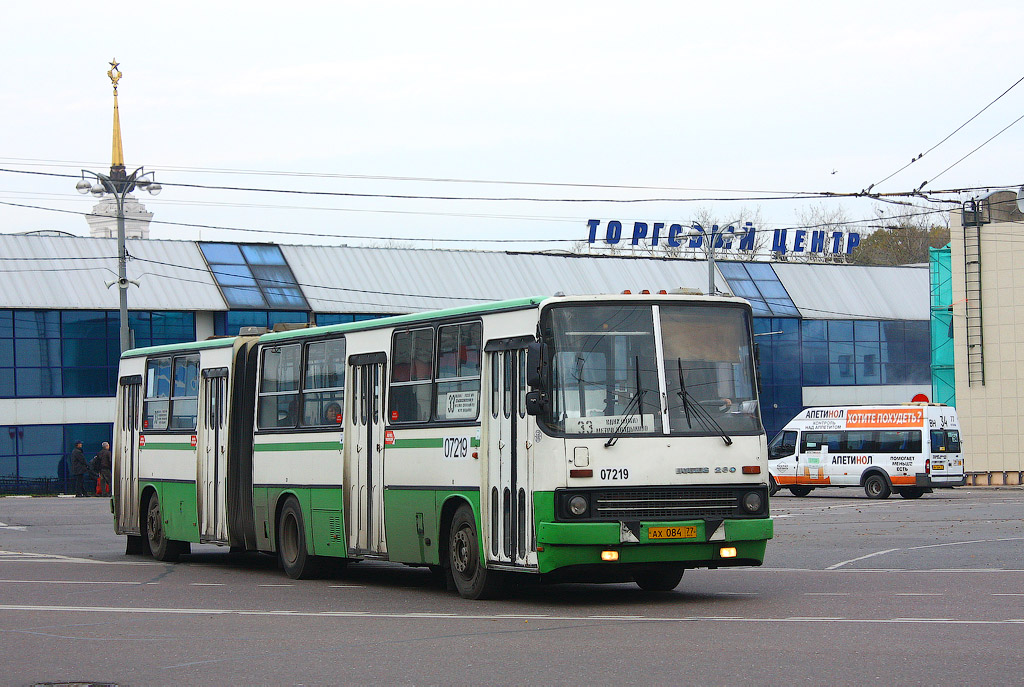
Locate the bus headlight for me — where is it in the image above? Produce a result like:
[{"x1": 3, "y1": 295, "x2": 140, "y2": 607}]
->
[
  {"x1": 568, "y1": 495, "x2": 589, "y2": 516},
  {"x1": 741, "y1": 491, "x2": 763, "y2": 513}
]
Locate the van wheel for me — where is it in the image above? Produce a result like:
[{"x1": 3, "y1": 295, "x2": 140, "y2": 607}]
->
[
  {"x1": 789, "y1": 486, "x2": 813, "y2": 497},
  {"x1": 769, "y1": 476, "x2": 780, "y2": 497},
  {"x1": 898, "y1": 487, "x2": 925, "y2": 499},
  {"x1": 864, "y1": 474, "x2": 891, "y2": 499}
]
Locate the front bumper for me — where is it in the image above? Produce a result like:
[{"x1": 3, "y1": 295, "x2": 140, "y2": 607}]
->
[{"x1": 535, "y1": 517, "x2": 773, "y2": 574}]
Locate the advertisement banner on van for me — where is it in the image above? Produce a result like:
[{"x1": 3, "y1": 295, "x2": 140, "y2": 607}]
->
[{"x1": 846, "y1": 408, "x2": 925, "y2": 429}]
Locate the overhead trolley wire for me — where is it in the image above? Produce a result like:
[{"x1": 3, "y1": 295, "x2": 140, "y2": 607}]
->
[{"x1": 866, "y1": 73, "x2": 1024, "y2": 193}]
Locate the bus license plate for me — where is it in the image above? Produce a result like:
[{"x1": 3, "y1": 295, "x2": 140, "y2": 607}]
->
[{"x1": 648, "y1": 526, "x2": 697, "y2": 540}]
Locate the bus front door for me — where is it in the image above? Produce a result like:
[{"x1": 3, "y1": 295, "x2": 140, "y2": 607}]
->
[
  {"x1": 198, "y1": 368, "x2": 228, "y2": 543},
  {"x1": 116, "y1": 374, "x2": 143, "y2": 536},
  {"x1": 485, "y1": 346, "x2": 535, "y2": 568},
  {"x1": 350, "y1": 357, "x2": 387, "y2": 556}
]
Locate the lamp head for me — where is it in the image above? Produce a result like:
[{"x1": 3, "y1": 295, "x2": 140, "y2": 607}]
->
[{"x1": 75, "y1": 179, "x2": 92, "y2": 194}]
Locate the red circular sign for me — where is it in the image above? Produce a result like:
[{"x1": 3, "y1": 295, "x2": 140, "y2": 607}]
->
[{"x1": 912, "y1": 393, "x2": 929, "y2": 403}]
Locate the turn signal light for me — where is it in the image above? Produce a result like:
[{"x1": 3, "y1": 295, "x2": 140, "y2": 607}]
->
[
  {"x1": 569, "y1": 469, "x2": 593, "y2": 478},
  {"x1": 720, "y1": 547, "x2": 737, "y2": 558},
  {"x1": 601, "y1": 550, "x2": 619, "y2": 562}
]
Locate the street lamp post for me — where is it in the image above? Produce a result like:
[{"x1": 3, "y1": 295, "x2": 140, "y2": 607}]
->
[
  {"x1": 76, "y1": 59, "x2": 162, "y2": 353},
  {"x1": 76, "y1": 168, "x2": 161, "y2": 352},
  {"x1": 687, "y1": 222, "x2": 749, "y2": 295}
]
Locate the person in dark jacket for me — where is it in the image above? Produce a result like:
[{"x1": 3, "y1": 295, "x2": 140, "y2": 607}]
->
[
  {"x1": 93, "y1": 442, "x2": 112, "y2": 496},
  {"x1": 70, "y1": 440, "x2": 89, "y2": 496}
]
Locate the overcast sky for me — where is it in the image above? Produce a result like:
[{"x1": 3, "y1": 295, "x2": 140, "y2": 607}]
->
[{"x1": 2, "y1": 1, "x2": 1022, "y2": 252}]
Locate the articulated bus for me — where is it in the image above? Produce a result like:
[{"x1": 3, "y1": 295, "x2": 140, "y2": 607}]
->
[{"x1": 113, "y1": 294, "x2": 773, "y2": 598}]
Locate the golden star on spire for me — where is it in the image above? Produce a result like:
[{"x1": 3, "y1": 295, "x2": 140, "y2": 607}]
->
[{"x1": 107, "y1": 58, "x2": 122, "y2": 95}]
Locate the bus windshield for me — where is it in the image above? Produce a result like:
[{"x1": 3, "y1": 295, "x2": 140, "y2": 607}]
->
[{"x1": 539, "y1": 302, "x2": 760, "y2": 437}]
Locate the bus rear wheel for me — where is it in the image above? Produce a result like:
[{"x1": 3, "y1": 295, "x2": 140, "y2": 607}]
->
[
  {"x1": 789, "y1": 486, "x2": 813, "y2": 497},
  {"x1": 864, "y1": 474, "x2": 891, "y2": 499},
  {"x1": 448, "y1": 504, "x2": 505, "y2": 599},
  {"x1": 633, "y1": 566, "x2": 684, "y2": 592},
  {"x1": 144, "y1": 492, "x2": 187, "y2": 562},
  {"x1": 278, "y1": 497, "x2": 320, "y2": 579}
]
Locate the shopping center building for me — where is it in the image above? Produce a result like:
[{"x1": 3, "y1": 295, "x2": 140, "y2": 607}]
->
[{"x1": 0, "y1": 230, "x2": 933, "y2": 493}]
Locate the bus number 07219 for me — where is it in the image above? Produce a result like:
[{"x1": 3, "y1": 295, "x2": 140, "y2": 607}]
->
[{"x1": 600, "y1": 468, "x2": 629, "y2": 480}]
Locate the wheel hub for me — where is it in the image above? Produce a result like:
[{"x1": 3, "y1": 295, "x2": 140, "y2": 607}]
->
[{"x1": 452, "y1": 528, "x2": 470, "y2": 574}]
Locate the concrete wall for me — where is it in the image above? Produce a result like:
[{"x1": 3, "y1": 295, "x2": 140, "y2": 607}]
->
[{"x1": 950, "y1": 196, "x2": 1024, "y2": 485}]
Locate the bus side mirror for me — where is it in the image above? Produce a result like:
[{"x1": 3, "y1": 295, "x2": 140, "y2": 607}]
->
[
  {"x1": 525, "y1": 390, "x2": 548, "y2": 416},
  {"x1": 526, "y1": 341, "x2": 548, "y2": 390}
]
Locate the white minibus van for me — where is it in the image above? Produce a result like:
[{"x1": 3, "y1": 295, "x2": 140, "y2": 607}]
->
[{"x1": 768, "y1": 404, "x2": 964, "y2": 499}]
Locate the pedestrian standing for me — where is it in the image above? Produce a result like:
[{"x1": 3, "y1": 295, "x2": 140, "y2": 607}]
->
[
  {"x1": 94, "y1": 441, "x2": 113, "y2": 496},
  {"x1": 70, "y1": 440, "x2": 89, "y2": 497}
]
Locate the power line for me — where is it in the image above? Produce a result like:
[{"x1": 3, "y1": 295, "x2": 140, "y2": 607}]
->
[{"x1": 867, "y1": 73, "x2": 1024, "y2": 192}]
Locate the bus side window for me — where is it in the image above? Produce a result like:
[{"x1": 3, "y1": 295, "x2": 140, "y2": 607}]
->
[
  {"x1": 930, "y1": 429, "x2": 945, "y2": 453},
  {"x1": 769, "y1": 430, "x2": 797, "y2": 459}
]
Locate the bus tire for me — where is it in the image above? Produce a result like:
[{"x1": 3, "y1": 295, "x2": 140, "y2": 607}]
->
[
  {"x1": 277, "y1": 497, "x2": 320, "y2": 579},
  {"x1": 144, "y1": 492, "x2": 186, "y2": 562},
  {"x1": 789, "y1": 486, "x2": 813, "y2": 497},
  {"x1": 633, "y1": 566, "x2": 684, "y2": 592},
  {"x1": 448, "y1": 504, "x2": 505, "y2": 599},
  {"x1": 898, "y1": 487, "x2": 925, "y2": 499},
  {"x1": 769, "y1": 476, "x2": 780, "y2": 496},
  {"x1": 864, "y1": 473, "x2": 891, "y2": 499}
]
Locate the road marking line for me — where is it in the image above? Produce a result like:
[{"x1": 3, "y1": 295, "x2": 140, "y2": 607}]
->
[
  {"x1": 0, "y1": 604, "x2": 1020, "y2": 626},
  {"x1": 827, "y1": 548, "x2": 899, "y2": 570},
  {"x1": 908, "y1": 537, "x2": 1024, "y2": 551},
  {"x1": 803, "y1": 592, "x2": 851, "y2": 596},
  {"x1": 258, "y1": 584, "x2": 294, "y2": 587},
  {"x1": 895, "y1": 593, "x2": 942, "y2": 596},
  {"x1": 0, "y1": 521, "x2": 27, "y2": 531},
  {"x1": 0, "y1": 579, "x2": 145, "y2": 585},
  {"x1": 189, "y1": 583, "x2": 225, "y2": 586}
]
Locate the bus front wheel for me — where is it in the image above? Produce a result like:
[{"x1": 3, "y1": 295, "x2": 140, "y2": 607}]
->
[
  {"x1": 448, "y1": 504, "x2": 505, "y2": 600},
  {"x1": 633, "y1": 566, "x2": 684, "y2": 592},
  {"x1": 277, "y1": 497, "x2": 320, "y2": 579},
  {"x1": 864, "y1": 474, "x2": 891, "y2": 499}
]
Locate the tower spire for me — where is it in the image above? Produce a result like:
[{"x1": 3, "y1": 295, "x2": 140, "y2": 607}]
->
[{"x1": 107, "y1": 59, "x2": 125, "y2": 177}]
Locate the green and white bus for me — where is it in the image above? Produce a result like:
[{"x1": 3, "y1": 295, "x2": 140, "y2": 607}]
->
[{"x1": 113, "y1": 293, "x2": 773, "y2": 598}]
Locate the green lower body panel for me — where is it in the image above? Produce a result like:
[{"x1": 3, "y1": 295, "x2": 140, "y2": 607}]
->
[
  {"x1": 253, "y1": 486, "x2": 347, "y2": 558},
  {"x1": 141, "y1": 480, "x2": 198, "y2": 543},
  {"x1": 383, "y1": 489, "x2": 480, "y2": 566}
]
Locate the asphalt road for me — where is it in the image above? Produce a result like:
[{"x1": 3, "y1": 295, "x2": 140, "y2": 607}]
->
[{"x1": 1, "y1": 487, "x2": 1022, "y2": 686}]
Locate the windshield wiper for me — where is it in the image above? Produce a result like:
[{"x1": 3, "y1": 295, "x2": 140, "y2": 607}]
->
[
  {"x1": 605, "y1": 356, "x2": 645, "y2": 448},
  {"x1": 676, "y1": 358, "x2": 732, "y2": 446}
]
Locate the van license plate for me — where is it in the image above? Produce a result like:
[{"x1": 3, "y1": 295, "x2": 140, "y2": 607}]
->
[
  {"x1": 648, "y1": 526, "x2": 697, "y2": 540},
  {"x1": 933, "y1": 464, "x2": 944, "y2": 470}
]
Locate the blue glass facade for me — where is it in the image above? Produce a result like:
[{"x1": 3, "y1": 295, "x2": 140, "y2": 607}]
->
[
  {"x1": 1, "y1": 423, "x2": 116, "y2": 494},
  {"x1": 755, "y1": 316, "x2": 932, "y2": 437},
  {"x1": 0, "y1": 310, "x2": 195, "y2": 398}
]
